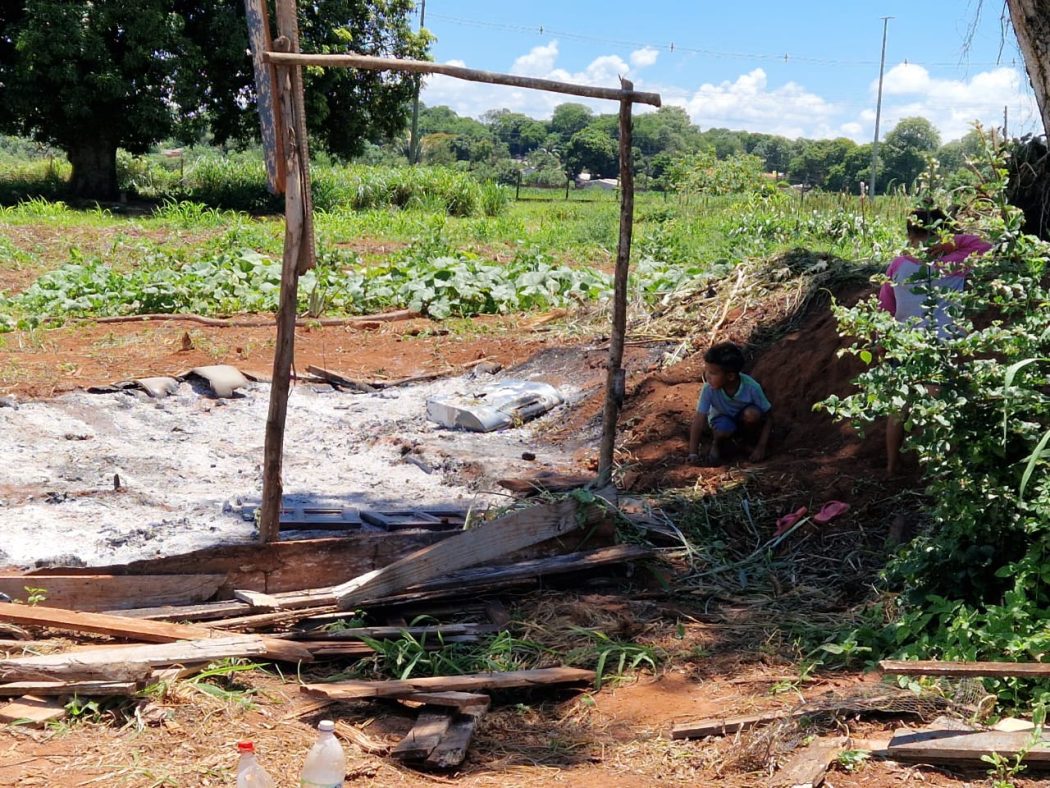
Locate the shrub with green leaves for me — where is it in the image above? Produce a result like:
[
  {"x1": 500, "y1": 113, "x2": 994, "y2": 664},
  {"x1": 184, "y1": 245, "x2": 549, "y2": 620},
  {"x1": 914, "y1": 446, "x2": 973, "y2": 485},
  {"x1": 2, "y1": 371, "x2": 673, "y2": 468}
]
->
[{"x1": 820, "y1": 131, "x2": 1050, "y2": 692}]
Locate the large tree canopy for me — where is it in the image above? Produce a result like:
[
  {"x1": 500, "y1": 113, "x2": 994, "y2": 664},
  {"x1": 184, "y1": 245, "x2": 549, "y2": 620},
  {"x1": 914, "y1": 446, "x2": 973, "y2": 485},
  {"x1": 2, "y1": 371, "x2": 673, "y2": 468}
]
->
[{"x1": 0, "y1": 0, "x2": 428, "y2": 200}]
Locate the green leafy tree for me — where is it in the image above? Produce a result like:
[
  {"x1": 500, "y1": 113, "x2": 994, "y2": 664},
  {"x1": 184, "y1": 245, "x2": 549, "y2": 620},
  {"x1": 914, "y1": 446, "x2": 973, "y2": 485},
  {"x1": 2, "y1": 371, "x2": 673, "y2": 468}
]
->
[
  {"x1": 0, "y1": 0, "x2": 428, "y2": 200},
  {"x1": 880, "y1": 116, "x2": 941, "y2": 192},
  {"x1": 550, "y1": 103, "x2": 594, "y2": 144},
  {"x1": 563, "y1": 126, "x2": 617, "y2": 178},
  {"x1": 483, "y1": 109, "x2": 546, "y2": 157}
]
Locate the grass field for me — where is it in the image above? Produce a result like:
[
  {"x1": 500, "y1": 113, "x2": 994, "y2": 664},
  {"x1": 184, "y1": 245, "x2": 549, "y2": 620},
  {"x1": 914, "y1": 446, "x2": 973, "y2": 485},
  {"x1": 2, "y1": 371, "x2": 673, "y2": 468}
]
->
[{"x1": 0, "y1": 154, "x2": 911, "y2": 329}]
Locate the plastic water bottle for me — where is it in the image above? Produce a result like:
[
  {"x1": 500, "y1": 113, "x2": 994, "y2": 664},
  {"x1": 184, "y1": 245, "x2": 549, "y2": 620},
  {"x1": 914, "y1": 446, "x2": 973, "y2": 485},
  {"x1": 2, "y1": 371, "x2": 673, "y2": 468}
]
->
[
  {"x1": 300, "y1": 720, "x2": 346, "y2": 787},
  {"x1": 236, "y1": 741, "x2": 275, "y2": 788}
]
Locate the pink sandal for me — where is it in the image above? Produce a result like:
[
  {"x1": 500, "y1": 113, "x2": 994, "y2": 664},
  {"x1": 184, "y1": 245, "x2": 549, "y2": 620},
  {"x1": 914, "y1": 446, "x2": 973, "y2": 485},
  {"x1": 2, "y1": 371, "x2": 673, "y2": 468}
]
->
[
  {"x1": 813, "y1": 500, "x2": 850, "y2": 525},
  {"x1": 774, "y1": 506, "x2": 807, "y2": 537}
]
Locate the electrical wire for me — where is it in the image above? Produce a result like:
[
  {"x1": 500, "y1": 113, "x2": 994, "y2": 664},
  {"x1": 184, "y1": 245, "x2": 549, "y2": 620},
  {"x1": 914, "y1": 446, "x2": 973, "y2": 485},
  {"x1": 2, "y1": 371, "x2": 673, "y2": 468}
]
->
[{"x1": 425, "y1": 11, "x2": 1022, "y2": 70}]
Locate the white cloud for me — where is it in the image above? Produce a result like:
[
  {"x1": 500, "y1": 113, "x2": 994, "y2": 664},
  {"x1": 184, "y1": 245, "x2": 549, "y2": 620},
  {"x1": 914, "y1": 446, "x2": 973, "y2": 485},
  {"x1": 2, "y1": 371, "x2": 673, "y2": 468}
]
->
[
  {"x1": 630, "y1": 47, "x2": 660, "y2": 68},
  {"x1": 858, "y1": 63, "x2": 1039, "y2": 141},
  {"x1": 664, "y1": 68, "x2": 839, "y2": 138}
]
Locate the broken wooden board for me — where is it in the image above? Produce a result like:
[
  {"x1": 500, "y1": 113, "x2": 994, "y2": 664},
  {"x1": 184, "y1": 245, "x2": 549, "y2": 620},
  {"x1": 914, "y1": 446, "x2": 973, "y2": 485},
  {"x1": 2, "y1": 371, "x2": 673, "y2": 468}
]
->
[
  {"x1": 392, "y1": 708, "x2": 454, "y2": 760},
  {"x1": 0, "y1": 575, "x2": 225, "y2": 612},
  {"x1": 332, "y1": 498, "x2": 589, "y2": 609},
  {"x1": 234, "y1": 590, "x2": 283, "y2": 611},
  {"x1": 770, "y1": 736, "x2": 846, "y2": 787},
  {"x1": 425, "y1": 710, "x2": 484, "y2": 770},
  {"x1": 0, "y1": 605, "x2": 310, "y2": 665},
  {"x1": 0, "y1": 635, "x2": 301, "y2": 683},
  {"x1": 401, "y1": 691, "x2": 491, "y2": 711},
  {"x1": 0, "y1": 695, "x2": 65, "y2": 726},
  {"x1": 289, "y1": 624, "x2": 494, "y2": 641},
  {"x1": 671, "y1": 708, "x2": 809, "y2": 740},
  {"x1": 886, "y1": 726, "x2": 1050, "y2": 765},
  {"x1": 0, "y1": 680, "x2": 138, "y2": 697},
  {"x1": 880, "y1": 659, "x2": 1050, "y2": 678},
  {"x1": 0, "y1": 602, "x2": 217, "y2": 643},
  {"x1": 302, "y1": 667, "x2": 595, "y2": 700},
  {"x1": 334, "y1": 720, "x2": 390, "y2": 755},
  {"x1": 497, "y1": 471, "x2": 595, "y2": 496},
  {"x1": 304, "y1": 365, "x2": 376, "y2": 393},
  {"x1": 46, "y1": 531, "x2": 451, "y2": 597}
]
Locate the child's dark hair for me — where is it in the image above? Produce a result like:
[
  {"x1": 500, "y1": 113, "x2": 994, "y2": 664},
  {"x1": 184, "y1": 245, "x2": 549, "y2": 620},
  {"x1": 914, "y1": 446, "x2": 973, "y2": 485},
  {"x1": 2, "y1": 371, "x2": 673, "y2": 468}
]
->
[
  {"x1": 704, "y1": 341, "x2": 745, "y2": 373},
  {"x1": 907, "y1": 207, "x2": 953, "y2": 236}
]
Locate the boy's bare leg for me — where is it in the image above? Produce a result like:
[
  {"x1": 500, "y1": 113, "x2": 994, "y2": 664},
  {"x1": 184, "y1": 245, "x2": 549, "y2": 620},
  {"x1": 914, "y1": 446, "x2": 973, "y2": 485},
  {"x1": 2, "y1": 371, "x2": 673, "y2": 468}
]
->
[
  {"x1": 886, "y1": 415, "x2": 904, "y2": 476},
  {"x1": 707, "y1": 429, "x2": 732, "y2": 465},
  {"x1": 739, "y1": 406, "x2": 770, "y2": 462}
]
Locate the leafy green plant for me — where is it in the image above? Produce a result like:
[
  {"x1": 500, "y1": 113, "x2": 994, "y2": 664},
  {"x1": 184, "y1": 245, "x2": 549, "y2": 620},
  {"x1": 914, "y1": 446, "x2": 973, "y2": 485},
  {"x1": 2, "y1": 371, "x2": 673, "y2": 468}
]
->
[
  {"x1": 836, "y1": 749, "x2": 870, "y2": 772},
  {"x1": 23, "y1": 586, "x2": 47, "y2": 606},
  {"x1": 819, "y1": 129, "x2": 1050, "y2": 697},
  {"x1": 563, "y1": 628, "x2": 661, "y2": 689}
]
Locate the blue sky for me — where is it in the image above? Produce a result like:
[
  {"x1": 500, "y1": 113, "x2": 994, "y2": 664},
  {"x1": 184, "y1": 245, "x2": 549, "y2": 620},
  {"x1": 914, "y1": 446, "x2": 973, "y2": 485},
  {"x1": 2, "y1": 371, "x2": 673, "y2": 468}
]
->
[{"x1": 418, "y1": 1, "x2": 1041, "y2": 142}]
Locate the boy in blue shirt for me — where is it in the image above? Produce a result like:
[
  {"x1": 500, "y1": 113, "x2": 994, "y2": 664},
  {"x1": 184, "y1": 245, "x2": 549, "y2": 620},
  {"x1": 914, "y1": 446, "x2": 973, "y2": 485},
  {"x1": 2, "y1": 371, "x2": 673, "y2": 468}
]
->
[{"x1": 687, "y1": 342, "x2": 773, "y2": 466}]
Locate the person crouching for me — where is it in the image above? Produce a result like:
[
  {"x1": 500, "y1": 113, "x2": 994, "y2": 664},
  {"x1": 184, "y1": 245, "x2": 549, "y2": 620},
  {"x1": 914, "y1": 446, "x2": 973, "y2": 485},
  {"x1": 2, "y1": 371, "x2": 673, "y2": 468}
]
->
[{"x1": 687, "y1": 342, "x2": 773, "y2": 466}]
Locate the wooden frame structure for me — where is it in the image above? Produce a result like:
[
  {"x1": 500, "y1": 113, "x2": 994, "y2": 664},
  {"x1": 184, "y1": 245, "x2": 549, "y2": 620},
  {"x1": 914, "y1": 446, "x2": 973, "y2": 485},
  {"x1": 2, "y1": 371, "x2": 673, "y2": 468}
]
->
[{"x1": 245, "y1": 0, "x2": 661, "y2": 542}]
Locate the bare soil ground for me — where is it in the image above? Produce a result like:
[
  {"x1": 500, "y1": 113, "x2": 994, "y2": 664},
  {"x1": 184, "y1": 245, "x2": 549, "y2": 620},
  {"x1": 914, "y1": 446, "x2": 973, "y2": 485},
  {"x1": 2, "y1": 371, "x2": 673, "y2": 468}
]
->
[{"x1": 0, "y1": 285, "x2": 1018, "y2": 786}]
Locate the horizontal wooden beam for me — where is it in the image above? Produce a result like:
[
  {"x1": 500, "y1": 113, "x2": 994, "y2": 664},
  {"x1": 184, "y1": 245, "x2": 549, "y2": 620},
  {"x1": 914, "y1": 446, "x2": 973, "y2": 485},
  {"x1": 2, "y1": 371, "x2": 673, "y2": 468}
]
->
[
  {"x1": 263, "y1": 51, "x2": 662, "y2": 107},
  {"x1": 302, "y1": 667, "x2": 595, "y2": 700},
  {"x1": 880, "y1": 660, "x2": 1050, "y2": 678}
]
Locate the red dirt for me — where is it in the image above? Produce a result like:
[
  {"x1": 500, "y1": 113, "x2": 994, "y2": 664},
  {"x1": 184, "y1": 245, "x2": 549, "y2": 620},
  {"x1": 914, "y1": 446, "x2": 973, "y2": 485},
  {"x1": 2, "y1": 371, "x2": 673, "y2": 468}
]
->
[
  {"x1": 614, "y1": 286, "x2": 892, "y2": 497},
  {"x1": 0, "y1": 315, "x2": 550, "y2": 398}
]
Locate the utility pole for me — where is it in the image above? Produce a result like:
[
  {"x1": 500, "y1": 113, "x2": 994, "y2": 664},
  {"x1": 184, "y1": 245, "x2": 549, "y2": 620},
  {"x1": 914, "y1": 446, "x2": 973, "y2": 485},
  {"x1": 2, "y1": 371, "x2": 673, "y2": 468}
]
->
[
  {"x1": 1003, "y1": 104, "x2": 1009, "y2": 138},
  {"x1": 407, "y1": 0, "x2": 426, "y2": 164},
  {"x1": 870, "y1": 16, "x2": 892, "y2": 198}
]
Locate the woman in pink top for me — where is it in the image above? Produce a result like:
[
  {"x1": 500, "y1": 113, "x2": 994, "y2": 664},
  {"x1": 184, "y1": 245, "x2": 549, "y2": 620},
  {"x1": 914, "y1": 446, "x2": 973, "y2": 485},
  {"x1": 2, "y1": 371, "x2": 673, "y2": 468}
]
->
[{"x1": 878, "y1": 208, "x2": 991, "y2": 475}]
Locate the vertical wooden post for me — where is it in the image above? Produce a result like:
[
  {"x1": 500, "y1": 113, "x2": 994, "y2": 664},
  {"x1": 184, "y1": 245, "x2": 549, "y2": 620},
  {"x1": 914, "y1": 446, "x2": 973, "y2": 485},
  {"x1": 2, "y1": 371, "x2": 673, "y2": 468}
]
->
[
  {"x1": 597, "y1": 79, "x2": 635, "y2": 486},
  {"x1": 258, "y1": 0, "x2": 314, "y2": 543}
]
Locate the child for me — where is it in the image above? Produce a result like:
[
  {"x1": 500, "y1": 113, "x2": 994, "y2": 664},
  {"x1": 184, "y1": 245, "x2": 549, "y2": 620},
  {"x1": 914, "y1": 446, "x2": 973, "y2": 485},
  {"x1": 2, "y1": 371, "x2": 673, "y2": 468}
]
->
[
  {"x1": 878, "y1": 208, "x2": 991, "y2": 475},
  {"x1": 688, "y1": 342, "x2": 773, "y2": 466}
]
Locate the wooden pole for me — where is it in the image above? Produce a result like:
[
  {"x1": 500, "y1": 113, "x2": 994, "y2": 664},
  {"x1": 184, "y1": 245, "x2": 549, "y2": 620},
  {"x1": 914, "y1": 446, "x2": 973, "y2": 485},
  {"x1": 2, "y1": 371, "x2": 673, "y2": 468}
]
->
[
  {"x1": 264, "y1": 51, "x2": 661, "y2": 108},
  {"x1": 597, "y1": 78, "x2": 635, "y2": 486},
  {"x1": 258, "y1": 0, "x2": 314, "y2": 543}
]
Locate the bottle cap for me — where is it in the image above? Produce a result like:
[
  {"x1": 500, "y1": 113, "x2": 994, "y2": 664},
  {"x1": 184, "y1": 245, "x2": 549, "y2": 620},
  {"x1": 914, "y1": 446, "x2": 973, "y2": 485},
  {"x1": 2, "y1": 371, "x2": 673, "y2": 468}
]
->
[
  {"x1": 237, "y1": 741, "x2": 255, "y2": 753},
  {"x1": 318, "y1": 720, "x2": 335, "y2": 732}
]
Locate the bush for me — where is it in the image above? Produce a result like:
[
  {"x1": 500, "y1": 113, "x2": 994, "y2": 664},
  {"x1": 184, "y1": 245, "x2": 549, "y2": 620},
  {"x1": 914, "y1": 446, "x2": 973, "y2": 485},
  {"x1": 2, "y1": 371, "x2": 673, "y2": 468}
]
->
[{"x1": 820, "y1": 131, "x2": 1050, "y2": 694}]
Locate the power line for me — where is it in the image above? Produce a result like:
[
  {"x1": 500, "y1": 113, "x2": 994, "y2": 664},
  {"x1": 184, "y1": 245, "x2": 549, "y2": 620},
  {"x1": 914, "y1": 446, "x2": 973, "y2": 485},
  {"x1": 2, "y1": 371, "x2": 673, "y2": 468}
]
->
[{"x1": 426, "y1": 11, "x2": 1020, "y2": 70}]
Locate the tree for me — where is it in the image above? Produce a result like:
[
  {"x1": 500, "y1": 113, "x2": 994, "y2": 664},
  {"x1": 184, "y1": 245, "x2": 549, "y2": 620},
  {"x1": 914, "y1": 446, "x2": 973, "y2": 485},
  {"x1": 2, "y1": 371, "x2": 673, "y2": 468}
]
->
[
  {"x1": 483, "y1": 110, "x2": 546, "y2": 157},
  {"x1": 563, "y1": 126, "x2": 617, "y2": 178},
  {"x1": 0, "y1": 0, "x2": 428, "y2": 200},
  {"x1": 881, "y1": 117, "x2": 941, "y2": 192},
  {"x1": 1007, "y1": 0, "x2": 1050, "y2": 138},
  {"x1": 550, "y1": 103, "x2": 593, "y2": 144}
]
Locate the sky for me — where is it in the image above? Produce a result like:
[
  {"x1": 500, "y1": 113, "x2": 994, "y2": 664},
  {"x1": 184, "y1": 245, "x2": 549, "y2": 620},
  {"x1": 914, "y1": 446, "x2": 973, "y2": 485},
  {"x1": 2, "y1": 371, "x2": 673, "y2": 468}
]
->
[{"x1": 417, "y1": 0, "x2": 1042, "y2": 143}]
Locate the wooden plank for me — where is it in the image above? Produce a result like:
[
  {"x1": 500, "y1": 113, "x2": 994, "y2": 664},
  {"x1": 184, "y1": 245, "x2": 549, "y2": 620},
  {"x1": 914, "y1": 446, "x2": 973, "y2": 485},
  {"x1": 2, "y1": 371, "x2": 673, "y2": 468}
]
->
[
  {"x1": 0, "y1": 695, "x2": 65, "y2": 726},
  {"x1": 770, "y1": 736, "x2": 846, "y2": 788},
  {"x1": 880, "y1": 659, "x2": 1050, "y2": 678},
  {"x1": 243, "y1": 0, "x2": 285, "y2": 193},
  {"x1": 0, "y1": 603, "x2": 312, "y2": 661},
  {"x1": 402, "y1": 692, "x2": 491, "y2": 711},
  {"x1": 0, "y1": 602, "x2": 216, "y2": 643},
  {"x1": 290, "y1": 624, "x2": 493, "y2": 641},
  {"x1": 671, "y1": 708, "x2": 808, "y2": 740},
  {"x1": 0, "y1": 681, "x2": 137, "y2": 697},
  {"x1": 302, "y1": 667, "x2": 595, "y2": 700},
  {"x1": 886, "y1": 727, "x2": 1050, "y2": 765},
  {"x1": 425, "y1": 711, "x2": 483, "y2": 770},
  {"x1": 264, "y1": 51, "x2": 662, "y2": 107},
  {"x1": 45, "y1": 532, "x2": 449, "y2": 598},
  {"x1": 333, "y1": 499, "x2": 586, "y2": 609},
  {"x1": 0, "y1": 635, "x2": 283, "y2": 683},
  {"x1": 0, "y1": 575, "x2": 225, "y2": 612},
  {"x1": 234, "y1": 590, "x2": 283, "y2": 611},
  {"x1": 392, "y1": 708, "x2": 454, "y2": 760}
]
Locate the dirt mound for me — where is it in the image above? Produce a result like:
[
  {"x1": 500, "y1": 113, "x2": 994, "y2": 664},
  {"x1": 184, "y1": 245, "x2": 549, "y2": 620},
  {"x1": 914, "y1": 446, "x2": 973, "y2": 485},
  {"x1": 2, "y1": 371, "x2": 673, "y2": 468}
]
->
[{"x1": 617, "y1": 286, "x2": 887, "y2": 494}]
